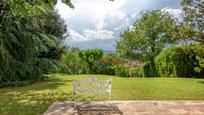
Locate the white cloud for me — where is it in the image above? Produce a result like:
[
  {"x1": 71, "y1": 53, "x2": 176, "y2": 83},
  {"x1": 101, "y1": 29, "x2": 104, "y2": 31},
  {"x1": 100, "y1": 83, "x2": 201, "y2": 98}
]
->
[
  {"x1": 55, "y1": 0, "x2": 74, "y2": 19},
  {"x1": 68, "y1": 30, "x2": 87, "y2": 42},
  {"x1": 56, "y1": 0, "x2": 126, "y2": 43},
  {"x1": 56, "y1": 0, "x2": 181, "y2": 50},
  {"x1": 161, "y1": 7, "x2": 182, "y2": 18},
  {"x1": 68, "y1": 29, "x2": 114, "y2": 42},
  {"x1": 84, "y1": 29, "x2": 114, "y2": 40}
]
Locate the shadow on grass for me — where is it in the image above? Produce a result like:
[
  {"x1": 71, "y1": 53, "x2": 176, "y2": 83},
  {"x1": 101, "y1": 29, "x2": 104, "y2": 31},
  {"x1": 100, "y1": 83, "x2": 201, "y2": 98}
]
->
[
  {"x1": 0, "y1": 92, "x2": 73, "y2": 115},
  {"x1": 197, "y1": 80, "x2": 204, "y2": 84},
  {"x1": 0, "y1": 77, "x2": 74, "y2": 115}
]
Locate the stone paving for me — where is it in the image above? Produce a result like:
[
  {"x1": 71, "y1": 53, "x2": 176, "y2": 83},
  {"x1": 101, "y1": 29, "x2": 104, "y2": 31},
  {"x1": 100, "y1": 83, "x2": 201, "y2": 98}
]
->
[{"x1": 43, "y1": 101, "x2": 204, "y2": 115}]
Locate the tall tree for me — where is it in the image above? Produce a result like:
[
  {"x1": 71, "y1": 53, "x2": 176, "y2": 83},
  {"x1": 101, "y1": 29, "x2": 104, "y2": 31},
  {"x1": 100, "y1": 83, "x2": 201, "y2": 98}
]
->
[
  {"x1": 181, "y1": 0, "x2": 204, "y2": 43},
  {"x1": 117, "y1": 10, "x2": 176, "y2": 61},
  {"x1": 116, "y1": 10, "x2": 177, "y2": 76},
  {"x1": 180, "y1": 0, "x2": 204, "y2": 74},
  {"x1": 35, "y1": 10, "x2": 68, "y2": 60},
  {"x1": 0, "y1": 0, "x2": 69, "y2": 86},
  {"x1": 2, "y1": 0, "x2": 74, "y2": 16},
  {"x1": 0, "y1": 0, "x2": 115, "y2": 86}
]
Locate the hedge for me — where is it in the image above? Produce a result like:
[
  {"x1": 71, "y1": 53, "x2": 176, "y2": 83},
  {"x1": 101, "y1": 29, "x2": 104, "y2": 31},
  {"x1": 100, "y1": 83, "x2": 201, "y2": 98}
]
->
[
  {"x1": 155, "y1": 45, "x2": 204, "y2": 78},
  {"x1": 114, "y1": 65, "x2": 144, "y2": 77}
]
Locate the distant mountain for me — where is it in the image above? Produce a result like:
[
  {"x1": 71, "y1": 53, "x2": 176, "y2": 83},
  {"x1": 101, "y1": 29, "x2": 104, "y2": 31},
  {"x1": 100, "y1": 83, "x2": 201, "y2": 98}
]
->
[{"x1": 104, "y1": 50, "x2": 116, "y2": 55}]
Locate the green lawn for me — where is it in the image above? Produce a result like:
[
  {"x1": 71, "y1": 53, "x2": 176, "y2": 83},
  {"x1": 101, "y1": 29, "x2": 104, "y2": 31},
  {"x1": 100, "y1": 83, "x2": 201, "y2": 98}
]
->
[{"x1": 0, "y1": 74, "x2": 204, "y2": 115}]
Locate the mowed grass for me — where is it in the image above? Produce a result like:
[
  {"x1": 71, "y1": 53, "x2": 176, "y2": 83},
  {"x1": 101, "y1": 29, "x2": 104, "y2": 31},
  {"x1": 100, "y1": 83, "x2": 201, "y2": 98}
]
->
[{"x1": 0, "y1": 74, "x2": 204, "y2": 115}]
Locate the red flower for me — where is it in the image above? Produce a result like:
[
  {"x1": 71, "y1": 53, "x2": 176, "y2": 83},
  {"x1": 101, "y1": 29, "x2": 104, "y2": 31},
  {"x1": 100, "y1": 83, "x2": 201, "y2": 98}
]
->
[{"x1": 103, "y1": 60, "x2": 110, "y2": 65}]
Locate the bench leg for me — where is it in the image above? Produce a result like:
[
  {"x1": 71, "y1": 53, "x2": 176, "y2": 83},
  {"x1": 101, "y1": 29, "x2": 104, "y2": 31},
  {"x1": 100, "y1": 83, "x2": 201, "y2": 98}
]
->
[
  {"x1": 108, "y1": 92, "x2": 111, "y2": 108},
  {"x1": 73, "y1": 93, "x2": 77, "y2": 109}
]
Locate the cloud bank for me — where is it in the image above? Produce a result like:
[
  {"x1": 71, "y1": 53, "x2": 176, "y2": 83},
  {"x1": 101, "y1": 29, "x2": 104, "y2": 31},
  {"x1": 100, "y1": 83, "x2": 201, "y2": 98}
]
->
[{"x1": 55, "y1": 0, "x2": 181, "y2": 50}]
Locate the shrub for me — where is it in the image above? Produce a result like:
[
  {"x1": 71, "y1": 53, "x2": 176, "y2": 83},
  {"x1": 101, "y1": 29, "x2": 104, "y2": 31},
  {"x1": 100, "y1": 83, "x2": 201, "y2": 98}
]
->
[
  {"x1": 100, "y1": 66, "x2": 116, "y2": 75},
  {"x1": 115, "y1": 65, "x2": 129, "y2": 77},
  {"x1": 143, "y1": 61, "x2": 158, "y2": 77},
  {"x1": 129, "y1": 67, "x2": 144, "y2": 77},
  {"x1": 192, "y1": 45, "x2": 204, "y2": 75},
  {"x1": 60, "y1": 48, "x2": 90, "y2": 74},
  {"x1": 115, "y1": 65, "x2": 144, "y2": 77},
  {"x1": 155, "y1": 45, "x2": 204, "y2": 77},
  {"x1": 78, "y1": 49, "x2": 104, "y2": 74}
]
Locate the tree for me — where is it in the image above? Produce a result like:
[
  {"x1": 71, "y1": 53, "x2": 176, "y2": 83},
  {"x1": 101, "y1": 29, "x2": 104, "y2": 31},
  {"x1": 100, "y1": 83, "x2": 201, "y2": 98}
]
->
[
  {"x1": 0, "y1": 2, "x2": 68, "y2": 86},
  {"x1": 181, "y1": 0, "x2": 204, "y2": 72},
  {"x1": 181, "y1": 0, "x2": 204, "y2": 43},
  {"x1": 194, "y1": 56, "x2": 204, "y2": 74},
  {"x1": 2, "y1": 0, "x2": 74, "y2": 16},
  {"x1": 60, "y1": 47, "x2": 89, "y2": 74},
  {"x1": 78, "y1": 49, "x2": 104, "y2": 74},
  {"x1": 35, "y1": 10, "x2": 68, "y2": 60},
  {"x1": 116, "y1": 10, "x2": 176, "y2": 76},
  {"x1": 0, "y1": 0, "x2": 116, "y2": 86}
]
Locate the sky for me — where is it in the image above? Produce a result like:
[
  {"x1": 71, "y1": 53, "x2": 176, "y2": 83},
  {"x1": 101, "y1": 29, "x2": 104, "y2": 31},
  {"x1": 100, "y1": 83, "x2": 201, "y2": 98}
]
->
[{"x1": 55, "y1": 0, "x2": 181, "y2": 51}]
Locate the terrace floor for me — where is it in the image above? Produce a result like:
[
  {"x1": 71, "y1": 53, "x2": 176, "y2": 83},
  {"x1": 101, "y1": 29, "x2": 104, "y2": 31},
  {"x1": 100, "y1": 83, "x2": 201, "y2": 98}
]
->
[{"x1": 43, "y1": 101, "x2": 204, "y2": 115}]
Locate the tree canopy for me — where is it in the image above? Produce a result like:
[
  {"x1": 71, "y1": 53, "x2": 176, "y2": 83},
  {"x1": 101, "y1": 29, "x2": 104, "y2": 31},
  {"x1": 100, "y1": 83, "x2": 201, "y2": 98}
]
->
[
  {"x1": 0, "y1": 0, "x2": 69, "y2": 86},
  {"x1": 116, "y1": 10, "x2": 177, "y2": 62},
  {"x1": 181, "y1": 0, "x2": 204, "y2": 43}
]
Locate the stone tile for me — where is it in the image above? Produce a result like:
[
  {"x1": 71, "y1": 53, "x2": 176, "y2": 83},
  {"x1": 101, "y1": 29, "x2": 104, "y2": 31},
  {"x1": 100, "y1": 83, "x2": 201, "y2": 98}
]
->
[
  {"x1": 169, "y1": 109, "x2": 188, "y2": 114},
  {"x1": 43, "y1": 101, "x2": 204, "y2": 115}
]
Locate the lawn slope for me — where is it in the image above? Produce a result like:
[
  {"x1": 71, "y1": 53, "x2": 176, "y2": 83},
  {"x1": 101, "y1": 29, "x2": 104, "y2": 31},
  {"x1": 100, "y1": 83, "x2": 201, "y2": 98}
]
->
[{"x1": 0, "y1": 74, "x2": 204, "y2": 114}]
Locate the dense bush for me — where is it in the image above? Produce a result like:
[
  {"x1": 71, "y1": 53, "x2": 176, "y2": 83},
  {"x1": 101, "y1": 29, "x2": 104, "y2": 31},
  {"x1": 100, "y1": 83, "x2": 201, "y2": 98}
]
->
[
  {"x1": 143, "y1": 62, "x2": 158, "y2": 77},
  {"x1": 190, "y1": 45, "x2": 204, "y2": 76},
  {"x1": 98, "y1": 66, "x2": 116, "y2": 75},
  {"x1": 115, "y1": 65, "x2": 144, "y2": 77},
  {"x1": 60, "y1": 47, "x2": 89, "y2": 74},
  {"x1": 35, "y1": 59, "x2": 63, "y2": 74},
  {"x1": 95, "y1": 54, "x2": 122, "y2": 75},
  {"x1": 78, "y1": 49, "x2": 104, "y2": 74},
  {"x1": 155, "y1": 45, "x2": 204, "y2": 77},
  {"x1": 115, "y1": 65, "x2": 129, "y2": 77},
  {"x1": 0, "y1": 2, "x2": 68, "y2": 87},
  {"x1": 129, "y1": 67, "x2": 144, "y2": 77}
]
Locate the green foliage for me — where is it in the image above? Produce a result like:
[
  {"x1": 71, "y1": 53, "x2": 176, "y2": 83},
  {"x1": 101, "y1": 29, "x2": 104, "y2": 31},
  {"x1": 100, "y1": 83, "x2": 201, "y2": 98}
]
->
[
  {"x1": 2, "y1": 0, "x2": 74, "y2": 16},
  {"x1": 34, "y1": 11, "x2": 68, "y2": 40},
  {"x1": 1, "y1": 16, "x2": 40, "y2": 84},
  {"x1": 99, "y1": 66, "x2": 116, "y2": 75},
  {"x1": 78, "y1": 49, "x2": 104, "y2": 74},
  {"x1": 60, "y1": 47, "x2": 89, "y2": 74},
  {"x1": 143, "y1": 61, "x2": 158, "y2": 77},
  {"x1": 115, "y1": 65, "x2": 144, "y2": 77},
  {"x1": 0, "y1": 4, "x2": 68, "y2": 86},
  {"x1": 129, "y1": 67, "x2": 144, "y2": 77},
  {"x1": 94, "y1": 54, "x2": 122, "y2": 75},
  {"x1": 115, "y1": 65, "x2": 129, "y2": 77},
  {"x1": 181, "y1": 0, "x2": 204, "y2": 43},
  {"x1": 174, "y1": 23, "x2": 194, "y2": 46},
  {"x1": 103, "y1": 54, "x2": 120, "y2": 61},
  {"x1": 117, "y1": 10, "x2": 177, "y2": 61},
  {"x1": 194, "y1": 62, "x2": 204, "y2": 74},
  {"x1": 62, "y1": 0, "x2": 75, "y2": 9},
  {"x1": 194, "y1": 45, "x2": 204, "y2": 74},
  {"x1": 0, "y1": 0, "x2": 132, "y2": 87},
  {"x1": 35, "y1": 58, "x2": 61, "y2": 74},
  {"x1": 116, "y1": 10, "x2": 177, "y2": 77},
  {"x1": 197, "y1": 57, "x2": 204, "y2": 72},
  {"x1": 155, "y1": 45, "x2": 204, "y2": 77}
]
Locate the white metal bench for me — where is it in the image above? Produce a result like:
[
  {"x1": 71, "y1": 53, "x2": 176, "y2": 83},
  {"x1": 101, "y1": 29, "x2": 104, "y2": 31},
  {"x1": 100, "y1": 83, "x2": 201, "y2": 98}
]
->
[{"x1": 72, "y1": 77, "x2": 112, "y2": 108}]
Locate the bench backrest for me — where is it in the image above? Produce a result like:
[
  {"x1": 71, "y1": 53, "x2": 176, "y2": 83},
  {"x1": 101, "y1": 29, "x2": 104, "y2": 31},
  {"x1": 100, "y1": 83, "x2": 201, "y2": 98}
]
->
[{"x1": 73, "y1": 77, "x2": 112, "y2": 94}]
